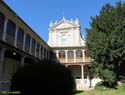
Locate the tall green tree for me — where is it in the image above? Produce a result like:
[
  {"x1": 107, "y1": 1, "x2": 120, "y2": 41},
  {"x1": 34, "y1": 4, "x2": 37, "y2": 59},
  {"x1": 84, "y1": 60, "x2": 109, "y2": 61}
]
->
[{"x1": 86, "y1": 2, "x2": 125, "y2": 87}]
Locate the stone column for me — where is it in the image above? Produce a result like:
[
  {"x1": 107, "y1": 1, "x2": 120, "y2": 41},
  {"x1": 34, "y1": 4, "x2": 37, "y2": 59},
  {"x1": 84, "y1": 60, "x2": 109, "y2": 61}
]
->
[
  {"x1": 65, "y1": 50, "x2": 68, "y2": 63},
  {"x1": 0, "y1": 48, "x2": 5, "y2": 79},
  {"x1": 20, "y1": 56, "x2": 25, "y2": 67},
  {"x1": 81, "y1": 64, "x2": 84, "y2": 79},
  {"x1": 29, "y1": 38, "x2": 32, "y2": 54},
  {"x1": 2, "y1": 18, "x2": 8, "y2": 41},
  {"x1": 74, "y1": 50, "x2": 76, "y2": 62},
  {"x1": 23, "y1": 33, "x2": 26, "y2": 51},
  {"x1": 14, "y1": 26, "x2": 18, "y2": 47},
  {"x1": 82, "y1": 50, "x2": 85, "y2": 62}
]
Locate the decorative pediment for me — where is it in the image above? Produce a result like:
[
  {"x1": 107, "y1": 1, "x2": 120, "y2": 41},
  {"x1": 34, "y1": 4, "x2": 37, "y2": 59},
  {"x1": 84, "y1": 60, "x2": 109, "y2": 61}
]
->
[{"x1": 49, "y1": 18, "x2": 80, "y2": 30}]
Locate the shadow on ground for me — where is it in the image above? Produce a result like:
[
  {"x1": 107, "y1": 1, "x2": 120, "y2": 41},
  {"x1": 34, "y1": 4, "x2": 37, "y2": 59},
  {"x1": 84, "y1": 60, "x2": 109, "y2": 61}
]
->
[{"x1": 74, "y1": 90, "x2": 84, "y2": 94}]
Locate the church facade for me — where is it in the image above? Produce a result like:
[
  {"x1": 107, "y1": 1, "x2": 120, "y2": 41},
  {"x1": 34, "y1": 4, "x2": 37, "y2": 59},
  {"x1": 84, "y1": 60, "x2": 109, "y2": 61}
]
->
[{"x1": 48, "y1": 17, "x2": 93, "y2": 90}]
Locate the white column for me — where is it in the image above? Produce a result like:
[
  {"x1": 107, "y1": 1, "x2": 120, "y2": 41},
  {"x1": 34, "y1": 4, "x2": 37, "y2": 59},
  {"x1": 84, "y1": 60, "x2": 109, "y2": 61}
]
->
[
  {"x1": 21, "y1": 56, "x2": 25, "y2": 67},
  {"x1": 74, "y1": 50, "x2": 76, "y2": 62},
  {"x1": 2, "y1": 18, "x2": 8, "y2": 41},
  {"x1": 23, "y1": 33, "x2": 26, "y2": 51},
  {"x1": 0, "y1": 48, "x2": 5, "y2": 79},
  {"x1": 65, "y1": 50, "x2": 68, "y2": 63},
  {"x1": 14, "y1": 26, "x2": 18, "y2": 47},
  {"x1": 29, "y1": 38, "x2": 32, "y2": 54},
  {"x1": 39, "y1": 45, "x2": 41, "y2": 59},
  {"x1": 81, "y1": 64, "x2": 84, "y2": 79},
  {"x1": 82, "y1": 50, "x2": 85, "y2": 62},
  {"x1": 56, "y1": 50, "x2": 59, "y2": 58}
]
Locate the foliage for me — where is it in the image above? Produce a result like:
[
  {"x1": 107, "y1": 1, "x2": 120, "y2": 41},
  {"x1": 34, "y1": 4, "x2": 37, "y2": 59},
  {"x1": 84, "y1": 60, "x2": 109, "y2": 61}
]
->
[
  {"x1": 120, "y1": 76, "x2": 125, "y2": 84},
  {"x1": 117, "y1": 83, "x2": 125, "y2": 91},
  {"x1": 94, "y1": 81, "x2": 116, "y2": 91},
  {"x1": 94, "y1": 82, "x2": 106, "y2": 91},
  {"x1": 86, "y1": 1, "x2": 125, "y2": 87},
  {"x1": 75, "y1": 84, "x2": 125, "y2": 95},
  {"x1": 10, "y1": 60, "x2": 76, "y2": 95}
]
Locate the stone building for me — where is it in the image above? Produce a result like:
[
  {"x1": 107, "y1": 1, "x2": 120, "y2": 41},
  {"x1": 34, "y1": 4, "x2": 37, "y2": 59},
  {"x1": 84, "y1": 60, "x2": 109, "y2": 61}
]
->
[
  {"x1": 0, "y1": 1, "x2": 50, "y2": 82},
  {"x1": 48, "y1": 17, "x2": 92, "y2": 90},
  {"x1": 0, "y1": 1, "x2": 101, "y2": 91}
]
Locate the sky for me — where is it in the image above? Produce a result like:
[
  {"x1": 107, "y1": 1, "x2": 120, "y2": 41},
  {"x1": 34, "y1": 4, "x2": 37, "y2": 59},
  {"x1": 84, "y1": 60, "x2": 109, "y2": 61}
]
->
[{"x1": 3, "y1": 0, "x2": 124, "y2": 42}]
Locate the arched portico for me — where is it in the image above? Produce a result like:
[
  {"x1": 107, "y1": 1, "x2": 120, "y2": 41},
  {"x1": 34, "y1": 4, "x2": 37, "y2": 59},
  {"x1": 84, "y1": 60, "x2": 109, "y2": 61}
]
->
[
  {"x1": 67, "y1": 64, "x2": 89, "y2": 79},
  {"x1": 67, "y1": 65, "x2": 81, "y2": 79},
  {"x1": 4, "y1": 49, "x2": 21, "y2": 80}
]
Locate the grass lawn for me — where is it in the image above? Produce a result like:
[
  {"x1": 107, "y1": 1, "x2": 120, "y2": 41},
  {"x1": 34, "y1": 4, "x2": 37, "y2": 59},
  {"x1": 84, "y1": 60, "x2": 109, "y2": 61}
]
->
[{"x1": 75, "y1": 84, "x2": 125, "y2": 95}]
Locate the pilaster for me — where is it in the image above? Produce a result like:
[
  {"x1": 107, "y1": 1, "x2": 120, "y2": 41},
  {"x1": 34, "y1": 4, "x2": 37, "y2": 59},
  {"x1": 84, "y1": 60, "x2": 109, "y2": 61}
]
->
[
  {"x1": 29, "y1": 37, "x2": 32, "y2": 54},
  {"x1": 74, "y1": 50, "x2": 76, "y2": 62},
  {"x1": 65, "y1": 50, "x2": 68, "y2": 63},
  {"x1": 23, "y1": 33, "x2": 26, "y2": 51},
  {"x1": 0, "y1": 48, "x2": 5, "y2": 79},
  {"x1": 14, "y1": 26, "x2": 18, "y2": 47},
  {"x1": 20, "y1": 56, "x2": 25, "y2": 67},
  {"x1": 82, "y1": 50, "x2": 85, "y2": 62},
  {"x1": 2, "y1": 18, "x2": 8, "y2": 41}
]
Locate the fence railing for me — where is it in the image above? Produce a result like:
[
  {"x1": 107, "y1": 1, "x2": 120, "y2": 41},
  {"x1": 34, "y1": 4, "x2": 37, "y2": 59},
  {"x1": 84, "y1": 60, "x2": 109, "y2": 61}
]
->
[{"x1": 58, "y1": 57, "x2": 91, "y2": 63}]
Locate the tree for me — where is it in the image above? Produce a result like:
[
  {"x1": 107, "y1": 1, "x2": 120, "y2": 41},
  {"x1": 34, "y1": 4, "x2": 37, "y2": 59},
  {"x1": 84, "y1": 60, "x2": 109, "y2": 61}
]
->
[
  {"x1": 10, "y1": 60, "x2": 76, "y2": 95},
  {"x1": 86, "y1": 2, "x2": 125, "y2": 87}
]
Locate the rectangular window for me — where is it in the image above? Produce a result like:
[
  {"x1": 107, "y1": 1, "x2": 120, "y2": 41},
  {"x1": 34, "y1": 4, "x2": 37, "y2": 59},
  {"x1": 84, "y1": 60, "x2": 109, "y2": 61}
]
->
[
  {"x1": 32, "y1": 39, "x2": 35, "y2": 49},
  {"x1": 6, "y1": 20, "x2": 16, "y2": 38},
  {"x1": 26, "y1": 34, "x2": 30, "y2": 47},
  {"x1": 17, "y1": 28, "x2": 24, "y2": 44},
  {"x1": 36, "y1": 43, "x2": 40, "y2": 57},
  {"x1": 62, "y1": 33, "x2": 67, "y2": 44},
  {"x1": 44, "y1": 48, "x2": 46, "y2": 57},
  {"x1": 41, "y1": 46, "x2": 43, "y2": 57}
]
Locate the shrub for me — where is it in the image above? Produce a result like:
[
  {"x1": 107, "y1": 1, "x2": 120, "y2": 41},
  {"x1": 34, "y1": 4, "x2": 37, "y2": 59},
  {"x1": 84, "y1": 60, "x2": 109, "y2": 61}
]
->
[
  {"x1": 10, "y1": 60, "x2": 76, "y2": 95},
  {"x1": 117, "y1": 84, "x2": 125, "y2": 91},
  {"x1": 120, "y1": 76, "x2": 125, "y2": 84},
  {"x1": 94, "y1": 82, "x2": 109, "y2": 91}
]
